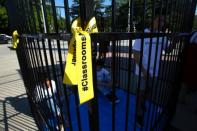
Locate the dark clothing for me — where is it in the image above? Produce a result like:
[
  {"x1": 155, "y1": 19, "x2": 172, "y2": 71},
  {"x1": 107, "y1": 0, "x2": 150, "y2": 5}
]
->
[
  {"x1": 183, "y1": 43, "x2": 197, "y2": 89},
  {"x1": 99, "y1": 41, "x2": 109, "y2": 53}
]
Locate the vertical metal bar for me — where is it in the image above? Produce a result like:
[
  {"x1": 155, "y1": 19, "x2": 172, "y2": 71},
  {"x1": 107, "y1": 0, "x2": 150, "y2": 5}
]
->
[
  {"x1": 79, "y1": 1, "x2": 99, "y2": 131},
  {"x1": 42, "y1": 0, "x2": 50, "y2": 32},
  {"x1": 91, "y1": 32, "x2": 99, "y2": 131},
  {"x1": 40, "y1": 0, "x2": 63, "y2": 129},
  {"x1": 17, "y1": 38, "x2": 51, "y2": 129},
  {"x1": 111, "y1": 0, "x2": 116, "y2": 32},
  {"x1": 31, "y1": 39, "x2": 59, "y2": 129},
  {"x1": 111, "y1": 0, "x2": 117, "y2": 130},
  {"x1": 149, "y1": 0, "x2": 166, "y2": 129},
  {"x1": 22, "y1": 0, "x2": 32, "y2": 32},
  {"x1": 15, "y1": 39, "x2": 33, "y2": 120},
  {"x1": 162, "y1": 0, "x2": 179, "y2": 108},
  {"x1": 73, "y1": 85, "x2": 82, "y2": 131},
  {"x1": 111, "y1": 40, "x2": 116, "y2": 131},
  {"x1": 34, "y1": 0, "x2": 44, "y2": 32},
  {"x1": 20, "y1": 0, "x2": 31, "y2": 33},
  {"x1": 29, "y1": 38, "x2": 58, "y2": 129},
  {"x1": 15, "y1": 1, "x2": 50, "y2": 127},
  {"x1": 159, "y1": 0, "x2": 174, "y2": 111},
  {"x1": 152, "y1": 0, "x2": 171, "y2": 129},
  {"x1": 43, "y1": 1, "x2": 72, "y2": 130},
  {"x1": 28, "y1": 0, "x2": 37, "y2": 33},
  {"x1": 34, "y1": 1, "x2": 72, "y2": 129},
  {"x1": 27, "y1": 0, "x2": 36, "y2": 33},
  {"x1": 15, "y1": 2, "x2": 51, "y2": 129},
  {"x1": 125, "y1": 38, "x2": 133, "y2": 131},
  {"x1": 171, "y1": 0, "x2": 182, "y2": 82},
  {"x1": 180, "y1": 0, "x2": 187, "y2": 32},
  {"x1": 79, "y1": 0, "x2": 94, "y2": 30},
  {"x1": 48, "y1": 1, "x2": 73, "y2": 130},
  {"x1": 130, "y1": 0, "x2": 134, "y2": 33},
  {"x1": 125, "y1": 0, "x2": 133, "y2": 130},
  {"x1": 161, "y1": 1, "x2": 176, "y2": 113},
  {"x1": 64, "y1": 0, "x2": 71, "y2": 32},
  {"x1": 144, "y1": 0, "x2": 156, "y2": 129},
  {"x1": 176, "y1": 0, "x2": 183, "y2": 33},
  {"x1": 50, "y1": 0, "x2": 59, "y2": 32},
  {"x1": 159, "y1": 1, "x2": 186, "y2": 128},
  {"x1": 43, "y1": 38, "x2": 63, "y2": 130},
  {"x1": 40, "y1": 0, "x2": 47, "y2": 33},
  {"x1": 116, "y1": 40, "x2": 119, "y2": 85},
  {"x1": 50, "y1": 1, "x2": 76, "y2": 130},
  {"x1": 37, "y1": 39, "x2": 63, "y2": 130},
  {"x1": 34, "y1": 7, "x2": 61, "y2": 125},
  {"x1": 134, "y1": 0, "x2": 146, "y2": 130},
  {"x1": 47, "y1": 39, "x2": 66, "y2": 129},
  {"x1": 24, "y1": 38, "x2": 55, "y2": 129}
]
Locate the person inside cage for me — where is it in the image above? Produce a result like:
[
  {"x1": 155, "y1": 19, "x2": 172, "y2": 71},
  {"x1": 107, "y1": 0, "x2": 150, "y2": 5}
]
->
[
  {"x1": 96, "y1": 59, "x2": 120, "y2": 104},
  {"x1": 133, "y1": 8, "x2": 171, "y2": 127},
  {"x1": 34, "y1": 72, "x2": 65, "y2": 130},
  {"x1": 98, "y1": 40, "x2": 110, "y2": 62}
]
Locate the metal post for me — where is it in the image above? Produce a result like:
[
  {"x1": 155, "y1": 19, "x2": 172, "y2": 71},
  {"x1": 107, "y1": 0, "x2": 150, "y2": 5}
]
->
[
  {"x1": 79, "y1": 0, "x2": 99, "y2": 131},
  {"x1": 128, "y1": 0, "x2": 130, "y2": 32},
  {"x1": 40, "y1": 0, "x2": 47, "y2": 33}
]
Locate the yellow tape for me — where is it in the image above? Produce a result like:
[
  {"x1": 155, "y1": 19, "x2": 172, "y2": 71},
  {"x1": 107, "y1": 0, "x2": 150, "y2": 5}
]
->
[
  {"x1": 12, "y1": 30, "x2": 19, "y2": 49},
  {"x1": 63, "y1": 17, "x2": 98, "y2": 104}
]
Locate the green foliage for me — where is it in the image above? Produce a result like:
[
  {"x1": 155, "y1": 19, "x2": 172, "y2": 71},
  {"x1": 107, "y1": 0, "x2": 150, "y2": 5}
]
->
[
  {"x1": 57, "y1": 16, "x2": 66, "y2": 32},
  {"x1": 102, "y1": 5, "x2": 112, "y2": 32},
  {"x1": 0, "y1": 7, "x2": 8, "y2": 28},
  {"x1": 32, "y1": 5, "x2": 42, "y2": 32},
  {"x1": 32, "y1": 2, "x2": 66, "y2": 33},
  {"x1": 193, "y1": 15, "x2": 197, "y2": 30},
  {"x1": 70, "y1": 0, "x2": 79, "y2": 19},
  {"x1": 116, "y1": 3, "x2": 129, "y2": 31},
  {"x1": 94, "y1": 0, "x2": 105, "y2": 15},
  {"x1": 0, "y1": 0, "x2": 8, "y2": 33}
]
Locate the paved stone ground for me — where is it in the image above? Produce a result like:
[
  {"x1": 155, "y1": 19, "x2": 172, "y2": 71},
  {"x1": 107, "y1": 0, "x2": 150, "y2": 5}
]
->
[
  {"x1": 0, "y1": 44, "x2": 38, "y2": 131},
  {"x1": 171, "y1": 85, "x2": 197, "y2": 131}
]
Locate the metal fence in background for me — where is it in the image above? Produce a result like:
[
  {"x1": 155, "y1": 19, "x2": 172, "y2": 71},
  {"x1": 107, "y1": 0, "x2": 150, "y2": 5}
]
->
[{"x1": 8, "y1": 0, "x2": 197, "y2": 131}]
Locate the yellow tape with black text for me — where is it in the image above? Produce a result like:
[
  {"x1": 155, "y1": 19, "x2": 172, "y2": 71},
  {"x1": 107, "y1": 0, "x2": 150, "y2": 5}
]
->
[{"x1": 63, "y1": 17, "x2": 98, "y2": 104}]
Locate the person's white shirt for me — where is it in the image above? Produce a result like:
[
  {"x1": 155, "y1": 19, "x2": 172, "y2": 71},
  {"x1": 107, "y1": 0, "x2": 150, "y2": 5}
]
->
[
  {"x1": 133, "y1": 28, "x2": 169, "y2": 77},
  {"x1": 96, "y1": 68, "x2": 111, "y2": 95},
  {"x1": 97, "y1": 68, "x2": 110, "y2": 82},
  {"x1": 35, "y1": 80, "x2": 60, "y2": 116},
  {"x1": 35, "y1": 80, "x2": 57, "y2": 101}
]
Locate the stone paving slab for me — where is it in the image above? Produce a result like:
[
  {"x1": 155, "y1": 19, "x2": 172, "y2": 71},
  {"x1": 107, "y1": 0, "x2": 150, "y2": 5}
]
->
[{"x1": 0, "y1": 44, "x2": 38, "y2": 131}]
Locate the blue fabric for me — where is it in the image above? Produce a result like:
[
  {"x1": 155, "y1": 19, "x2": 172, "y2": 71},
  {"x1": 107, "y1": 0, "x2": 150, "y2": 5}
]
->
[
  {"x1": 97, "y1": 86, "x2": 112, "y2": 96},
  {"x1": 43, "y1": 89, "x2": 165, "y2": 131}
]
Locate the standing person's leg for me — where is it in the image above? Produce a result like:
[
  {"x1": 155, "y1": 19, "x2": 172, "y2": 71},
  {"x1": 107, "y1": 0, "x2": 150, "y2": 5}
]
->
[
  {"x1": 133, "y1": 75, "x2": 146, "y2": 127},
  {"x1": 99, "y1": 43, "x2": 103, "y2": 59},
  {"x1": 102, "y1": 41, "x2": 109, "y2": 63}
]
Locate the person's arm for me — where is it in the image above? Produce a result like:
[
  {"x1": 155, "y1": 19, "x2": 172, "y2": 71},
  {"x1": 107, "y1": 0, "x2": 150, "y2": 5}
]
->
[
  {"x1": 51, "y1": 80, "x2": 62, "y2": 99},
  {"x1": 133, "y1": 50, "x2": 148, "y2": 78},
  {"x1": 133, "y1": 37, "x2": 149, "y2": 78},
  {"x1": 164, "y1": 36, "x2": 179, "y2": 53}
]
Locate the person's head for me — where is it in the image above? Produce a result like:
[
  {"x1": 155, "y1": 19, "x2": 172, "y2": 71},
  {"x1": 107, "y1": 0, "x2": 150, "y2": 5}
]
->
[
  {"x1": 153, "y1": 8, "x2": 165, "y2": 31},
  {"x1": 41, "y1": 71, "x2": 50, "y2": 88},
  {"x1": 96, "y1": 59, "x2": 104, "y2": 70}
]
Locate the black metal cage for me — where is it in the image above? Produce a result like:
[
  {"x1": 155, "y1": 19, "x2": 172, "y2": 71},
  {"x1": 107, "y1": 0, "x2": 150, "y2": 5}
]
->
[{"x1": 8, "y1": 0, "x2": 196, "y2": 130}]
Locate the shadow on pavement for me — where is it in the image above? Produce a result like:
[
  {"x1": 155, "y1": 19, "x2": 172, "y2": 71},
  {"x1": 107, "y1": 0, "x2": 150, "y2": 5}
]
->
[{"x1": 0, "y1": 94, "x2": 37, "y2": 130}]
